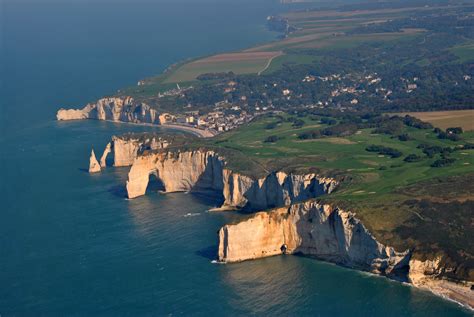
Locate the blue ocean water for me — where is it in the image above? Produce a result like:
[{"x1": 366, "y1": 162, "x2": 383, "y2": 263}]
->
[{"x1": 0, "y1": 0, "x2": 471, "y2": 315}]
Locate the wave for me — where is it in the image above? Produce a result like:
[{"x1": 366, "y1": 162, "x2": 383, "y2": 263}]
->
[{"x1": 183, "y1": 212, "x2": 201, "y2": 217}]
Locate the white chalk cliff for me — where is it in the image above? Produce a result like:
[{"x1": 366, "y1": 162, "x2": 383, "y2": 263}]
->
[
  {"x1": 89, "y1": 150, "x2": 101, "y2": 173},
  {"x1": 100, "y1": 142, "x2": 112, "y2": 168},
  {"x1": 125, "y1": 150, "x2": 337, "y2": 211},
  {"x1": 89, "y1": 140, "x2": 474, "y2": 309},
  {"x1": 217, "y1": 201, "x2": 474, "y2": 309},
  {"x1": 93, "y1": 135, "x2": 170, "y2": 171},
  {"x1": 57, "y1": 97, "x2": 161, "y2": 125},
  {"x1": 218, "y1": 201, "x2": 410, "y2": 276},
  {"x1": 408, "y1": 257, "x2": 474, "y2": 309}
]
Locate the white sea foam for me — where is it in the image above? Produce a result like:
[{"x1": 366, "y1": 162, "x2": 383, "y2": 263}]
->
[{"x1": 184, "y1": 212, "x2": 201, "y2": 217}]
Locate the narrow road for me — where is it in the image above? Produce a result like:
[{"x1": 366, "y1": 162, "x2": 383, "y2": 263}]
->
[{"x1": 258, "y1": 52, "x2": 283, "y2": 75}]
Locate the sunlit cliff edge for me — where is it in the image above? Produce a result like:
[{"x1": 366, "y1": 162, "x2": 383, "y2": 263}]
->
[{"x1": 90, "y1": 135, "x2": 473, "y2": 310}]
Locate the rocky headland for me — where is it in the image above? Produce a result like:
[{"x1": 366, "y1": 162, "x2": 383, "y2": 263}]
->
[
  {"x1": 125, "y1": 149, "x2": 337, "y2": 211},
  {"x1": 56, "y1": 97, "x2": 216, "y2": 138},
  {"x1": 86, "y1": 134, "x2": 473, "y2": 310},
  {"x1": 218, "y1": 201, "x2": 410, "y2": 274},
  {"x1": 217, "y1": 201, "x2": 473, "y2": 310},
  {"x1": 90, "y1": 134, "x2": 171, "y2": 172},
  {"x1": 57, "y1": 97, "x2": 160, "y2": 124}
]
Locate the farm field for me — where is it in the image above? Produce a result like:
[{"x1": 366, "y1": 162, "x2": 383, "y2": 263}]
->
[
  {"x1": 153, "y1": 5, "x2": 434, "y2": 85},
  {"x1": 247, "y1": 7, "x2": 427, "y2": 53},
  {"x1": 163, "y1": 51, "x2": 282, "y2": 83},
  {"x1": 395, "y1": 110, "x2": 474, "y2": 131}
]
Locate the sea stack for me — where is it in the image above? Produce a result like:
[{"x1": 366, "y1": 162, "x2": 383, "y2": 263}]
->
[
  {"x1": 100, "y1": 142, "x2": 112, "y2": 168},
  {"x1": 89, "y1": 149, "x2": 101, "y2": 173}
]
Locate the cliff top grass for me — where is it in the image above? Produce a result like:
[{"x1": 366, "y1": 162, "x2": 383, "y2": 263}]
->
[
  {"x1": 208, "y1": 114, "x2": 474, "y2": 180},
  {"x1": 197, "y1": 113, "x2": 474, "y2": 280}
]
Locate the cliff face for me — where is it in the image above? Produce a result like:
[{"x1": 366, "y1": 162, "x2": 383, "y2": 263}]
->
[
  {"x1": 96, "y1": 135, "x2": 170, "y2": 169},
  {"x1": 126, "y1": 150, "x2": 224, "y2": 199},
  {"x1": 57, "y1": 97, "x2": 161, "y2": 125},
  {"x1": 221, "y1": 170, "x2": 337, "y2": 210},
  {"x1": 218, "y1": 201, "x2": 410, "y2": 276},
  {"x1": 112, "y1": 136, "x2": 143, "y2": 167},
  {"x1": 408, "y1": 258, "x2": 474, "y2": 309},
  {"x1": 217, "y1": 201, "x2": 474, "y2": 309},
  {"x1": 125, "y1": 150, "x2": 337, "y2": 211}
]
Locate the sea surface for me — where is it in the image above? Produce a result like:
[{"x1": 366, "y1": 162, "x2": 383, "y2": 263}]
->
[{"x1": 0, "y1": 0, "x2": 472, "y2": 315}]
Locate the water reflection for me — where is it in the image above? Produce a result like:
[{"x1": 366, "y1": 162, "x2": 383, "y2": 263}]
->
[
  {"x1": 221, "y1": 256, "x2": 307, "y2": 314},
  {"x1": 220, "y1": 255, "x2": 472, "y2": 316}
]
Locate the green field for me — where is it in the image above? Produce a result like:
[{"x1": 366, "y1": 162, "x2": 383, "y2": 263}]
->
[
  {"x1": 450, "y1": 43, "x2": 474, "y2": 63},
  {"x1": 163, "y1": 52, "x2": 282, "y2": 83},
  {"x1": 395, "y1": 110, "x2": 474, "y2": 132},
  {"x1": 133, "y1": 6, "x2": 431, "y2": 88},
  {"x1": 211, "y1": 115, "x2": 474, "y2": 189},
  {"x1": 262, "y1": 54, "x2": 321, "y2": 74},
  {"x1": 201, "y1": 114, "x2": 474, "y2": 273}
]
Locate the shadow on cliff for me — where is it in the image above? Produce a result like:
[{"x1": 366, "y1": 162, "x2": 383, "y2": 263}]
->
[
  {"x1": 146, "y1": 174, "x2": 165, "y2": 193},
  {"x1": 238, "y1": 172, "x2": 327, "y2": 212},
  {"x1": 190, "y1": 155, "x2": 225, "y2": 204}
]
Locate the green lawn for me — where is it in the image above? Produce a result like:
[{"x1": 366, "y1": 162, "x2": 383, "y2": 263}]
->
[
  {"x1": 263, "y1": 54, "x2": 321, "y2": 74},
  {"x1": 211, "y1": 116, "x2": 474, "y2": 191},
  {"x1": 450, "y1": 43, "x2": 474, "y2": 63},
  {"x1": 206, "y1": 114, "x2": 474, "y2": 270}
]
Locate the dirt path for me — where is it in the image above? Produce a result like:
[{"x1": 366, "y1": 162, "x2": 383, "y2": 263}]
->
[{"x1": 258, "y1": 52, "x2": 284, "y2": 75}]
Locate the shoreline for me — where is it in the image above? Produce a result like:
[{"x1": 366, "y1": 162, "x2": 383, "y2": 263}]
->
[
  {"x1": 57, "y1": 8, "x2": 473, "y2": 313},
  {"x1": 161, "y1": 123, "x2": 216, "y2": 138},
  {"x1": 412, "y1": 278, "x2": 474, "y2": 312},
  {"x1": 76, "y1": 119, "x2": 216, "y2": 138}
]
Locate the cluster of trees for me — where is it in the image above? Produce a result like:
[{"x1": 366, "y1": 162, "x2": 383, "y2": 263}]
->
[
  {"x1": 196, "y1": 72, "x2": 235, "y2": 81},
  {"x1": 296, "y1": 113, "x2": 433, "y2": 141},
  {"x1": 371, "y1": 115, "x2": 432, "y2": 136},
  {"x1": 431, "y1": 158, "x2": 456, "y2": 168},
  {"x1": 298, "y1": 123, "x2": 358, "y2": 139},
  {"x1": 404, "y1": 154, "x2": 423, "y2": 163},
  {"x1": 264, "y1": 135, "x2": 283, "y2": 143},
  {"x1": 418, "y1": 144, "x2": 454, "y2": 158},
  {"x1": 285, "y1": 116, "x2": 306, "y2": 128},
  {"x1": 366, "y1": 145, "x2": 403, "y2": 158},
  {"x1": 434, "y1": 127, "x2": 464, "y2": 141},
  {"x1": 265, "y1": 121, "x2": 281, "y2": 130},
  {"x1": 402, "y1": 116, "x2": 433, "y2": 129},
  {"x1": 398, "y1": 134, "x2": 413, "y2": 141}
]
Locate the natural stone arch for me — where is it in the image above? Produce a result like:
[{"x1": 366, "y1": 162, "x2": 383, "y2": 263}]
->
[
  {"x1": 146, "y1": 170, "x2": 165, "y2": 193},
  {"x1": 126, "y1": 155, "x2": 161, "y2": 198}
]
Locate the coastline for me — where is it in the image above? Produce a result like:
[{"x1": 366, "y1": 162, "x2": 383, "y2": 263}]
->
[
  {"x1": 412, "y1": 279, "x2": 474, "y2": 311},
  {"x1": 81, "y1": 119, "x2": 215, "y2": 138},
  {"x1": 55, "y1": 9, "x2": 473, "y2": 314},
  {"x1": 161, "y1": 123, "x2": 216, "y2": 138}
]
